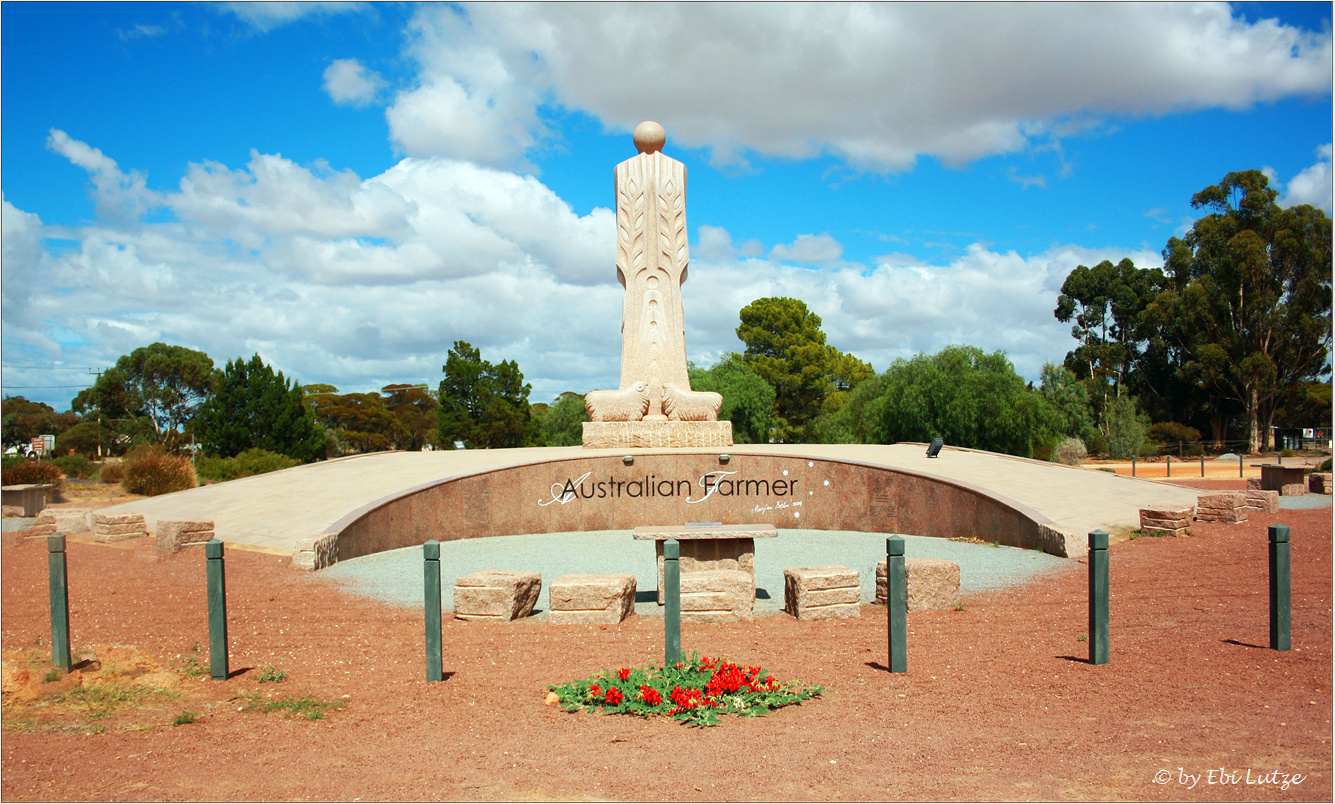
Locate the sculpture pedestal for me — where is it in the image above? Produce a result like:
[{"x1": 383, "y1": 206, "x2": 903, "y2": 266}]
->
[{"x1": 582, "y1": 420, "x2": 733, "y2": 449}]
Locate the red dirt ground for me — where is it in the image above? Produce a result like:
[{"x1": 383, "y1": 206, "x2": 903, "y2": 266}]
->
[{"x1": 2, "y1": 479, "x2": 1331, "y2": 801}]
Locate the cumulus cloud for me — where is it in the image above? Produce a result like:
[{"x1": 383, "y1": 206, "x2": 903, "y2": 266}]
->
[
  {"x1": 46, "y1": 129, "x2": 159, "y2": 220},
  {"x1": 220, "y1": 2, "x2": 369, "y2": 32},
  {"x1": 386, "y1": 3, "x2": 1331, "y2": 172},
  {"x1": 323, "y1": 59, "x2": 386, "y2": 107},
  {"x1": 1280, "y1": 143, "x2": 1333, "y2": 213},
  {"x1": 770, "y1": 233, "x2": 844, "y2": 264}
]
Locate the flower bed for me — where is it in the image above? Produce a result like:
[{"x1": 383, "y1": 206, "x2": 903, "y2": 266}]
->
[{"x1": 547, "y1": 653, "x2": 823, "y2": 727}]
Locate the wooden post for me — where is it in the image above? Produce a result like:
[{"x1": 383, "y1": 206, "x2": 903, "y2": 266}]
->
[
  {"x1": 1088, "y1": 530, "x2": 1109, "y2": 665},
  {"x1": 1200, "y1": 454, "x2": 1205, "y2": 477},
  {"x1": 47, "y1": 534, "x2": 71, "y2": 672},
  {"x1": 1131, "y1": 456, "x2": 1136, "y2": 477},
  {"x1": 1269, "y1": 525, "x2": 1291, "y2": 651},
  {"x1": 1166, "y1": 455, "x2": 1171, "y2": 477},
  {"x1": 424, "y1": 540, "x2": 444, "y2": 681},
  {"x1": 664, "y1": 539, "x2": 681, "y2": 665},
  {"x1": 206, "y1": 539, "x2": 229, "y2": 680},
  {"x1": 887, "y1": 537, "x2": 907, "y2": 673}
]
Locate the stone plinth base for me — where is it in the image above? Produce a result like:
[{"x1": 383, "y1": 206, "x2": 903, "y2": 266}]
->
[
  {"x1": 875, "y1": 558, "x2": 962, "y2": 611},
  {"x1": 91, "y1": 511, "x2": 147, "y2": 543},
  {"x1": 454, "y1": 570, "x2": 541, "y2": 621},
  {"x1": 784, "y1": 565, "x2": 860, "y2": 620},
  {"x1": 293, "y1": 534, "x2": 338, "y2": 571},
  {"x1": 548, "y1": 574, "x2": 636, "y2": 624},
  {"x1": 582, "y1": 420, "x2": 733, "y2": 449},
  {"x1": 1244, "y1": 490, "x2": 1280, "y2": 513},
  {"x1": 1196, "y1": 492, "x2": 1248, "y2": 524},
  {"x1": 1139, "y1": 506, "x2": 1194, "y2": 537},
  {"x1": 157, "y1": 520, "x2": 214, "y2": 553},
  {"x1": 681, "y1": 570, "x2": 753, "y2": 623},
  {"x1": 635, "y1": 524, "x2": 776, "y2": 603}
]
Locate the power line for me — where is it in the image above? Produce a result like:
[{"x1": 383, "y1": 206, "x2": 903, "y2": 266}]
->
[
  {"x1": 0, "y1": 365, "x2": 103, "y2": 370},
  {"x1": 2, "y1": 384, "x2": 94, "y2": 389}
]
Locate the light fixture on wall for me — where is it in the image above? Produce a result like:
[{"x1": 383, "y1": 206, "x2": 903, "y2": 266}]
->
[
  {"x1": 718, "y1": 454, "x2": 731, "y2": 464},
  {"x1": 622, "y1": 455, "x2": 635, "y2": 466}
]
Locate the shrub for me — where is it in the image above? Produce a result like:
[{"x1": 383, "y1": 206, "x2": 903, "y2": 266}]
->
[
  {"x1": 53, "y1": 454, "x2": 96, "y2": 480},
  {"x1": 196, "y1": 448, "x2": 300, "y2": 483},
  {"x1": 1080, "y1": 425, "x2": 1108, "y2": 457},
  {"x1": 1279, "y1": 448, "x2": 1296, "y2": 458},
  {"x1": 97, "y1": 462, "x2": 126, "y2": 484},
  {"x1": 1052, "y1": 437, "x2": 1087, "y2": 466},
  {"x1": 122, "y1": 451, "x2": 197, "y2": 496},
  {"x1": 1, "y1": 460, "x2": 63, "y2": 486},
  {"x1": 1319, "y1": 458, "x2": 1332, "y2": 472},
  {"x1": 1145, "y1": 422, "x2": 1202, "y2": 447}
]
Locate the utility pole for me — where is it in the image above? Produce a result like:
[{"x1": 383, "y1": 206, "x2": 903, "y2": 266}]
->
[{"x1": 88, "y1": 368, "x2": 104, "y2": 458}]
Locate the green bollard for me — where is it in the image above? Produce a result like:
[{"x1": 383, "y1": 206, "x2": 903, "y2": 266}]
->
[
  {"x1": 664, "y1": 539, "x2": 681, "y2": 666},
  {"x1": 424, "y1": 540, "x2": 444, "y2": 681},
  {"x1": 887, "y1": 537, "x2": 907, "y2": 673},
  {"x1": 1131, "y1": 456, "x2": 1136, "y2": 477},
  {"x1": 1269, "y1": 525, "x2": 1291, "y2": 651},
  {"x1": 1088, "y1": 530, "x2": 1109, "y2": 665},
  {"x1": 206, "y1": 539, "x2": 229, "y2": 680},
  {"x1": 1166, "y1": 455, "x2": 1171, "y2": 477},
  {"x1": 48, "y1": 534, "x2": 72, "y2": 672},
  {"x1": 1239, "y1": 453, "x2": 1244, "y2": 478}
]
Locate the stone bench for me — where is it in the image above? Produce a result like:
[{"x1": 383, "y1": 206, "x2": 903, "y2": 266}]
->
[
  {"x1": 548, "y1": 574, "x2": 636, "y2": 624},
  {"x1": 1, "y1": 484, "x2": 54, "y2": 517},
  {"x1": 875, "y1": 558, "x2": 962, "y2": 611},
  {"x1": 157, "y1": 520, "x2": 214, "y2": 553},
  {"x1": 680, "y1": 569, "x2": 753, "y2": 623},
  {"x1": 1195, "y1": 491, "x2": 1247, "y2": 524},
  {"x1": 633, "y1": 524, "x2": 777, "y2": 604},
  {"x1": 1139, "y1": 506, "x2": 1193, "y2": 537},
  {"x1": 783, "y1": 565, "x2": 860, "y2": 620},
  {"x1": 90, "y1": 511, "x2": 148, "y2": 543},
  {"x1": 453, "y1": 570, "x2": 541, "y2": 621}
]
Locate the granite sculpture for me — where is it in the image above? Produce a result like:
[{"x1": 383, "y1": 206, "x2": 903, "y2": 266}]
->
[{"x1": 582, "y1": 121, "x2": 733, "y2": 448}]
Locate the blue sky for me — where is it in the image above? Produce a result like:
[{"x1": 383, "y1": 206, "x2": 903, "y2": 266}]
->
[{"x1": 3, "y1": 2, "x2": 1331, "y2": 413}]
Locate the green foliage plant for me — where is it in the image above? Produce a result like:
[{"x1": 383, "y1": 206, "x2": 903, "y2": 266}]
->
[
  {"x1": 256, "y1": 666, "x2": 288, "y2": 684},
  {"x1": 1102, "y1": 395, "x2": 1149, "y2": 460},
  {"x1": 173, "y1": 711, "x2": 198, "y2": 726},
  {"x1": 71, "y1": 343, "x2": 215, "y2": 453},
  {"x1": 1, "y1": 460, "x2": 63, "y2": 487},
  {"x1": 1052, "y1": 437, "x2": 1088, "y2": 466},
  {"x1": 689, "y1": 355, "x2": 776, "y2": 443},
  {"x1": 195, "y1": 354, "x2": 324, "y2": 462},
  {"x1": 438, "y1": 340, "x2": 537, "y2": 449},
  {"x1": 255, "y1": 695, "x2": 344, "y2": 720},
  {"x1": 196, "y1": 448, "x2": 300, "y2": 483},
  {"x1": 538, "y1": 392, "x2": 590, "y2": 446},
  {"x1": 97, "y1": 463, "x2": 126, "y2": 484},
  {"x1": 122, "y1": 448, "x2": 197, "y2": 496},
  {"x1": 52, "y1": 454, "x2": 95, "y2": 480},
  {"x1": 548, "y1": 653, "x2": 822, "y2": 727}
]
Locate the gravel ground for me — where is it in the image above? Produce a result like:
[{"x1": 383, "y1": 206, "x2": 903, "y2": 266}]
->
[{"x1": 319, "y1": 528, "x2": 1071, "y2": 616}]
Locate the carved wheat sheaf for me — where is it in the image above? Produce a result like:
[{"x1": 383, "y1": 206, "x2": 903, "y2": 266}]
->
[
  {"x1": 656, "y1": 171, "x2": 688, "y2": 277},
  {"x1": 617, "y1": 165, "x2": 648, "y2": 277}
]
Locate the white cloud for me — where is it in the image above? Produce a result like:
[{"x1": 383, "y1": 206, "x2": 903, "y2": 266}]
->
[
  {"x1": 220, "y1": 2, "x2": 369, "y2": 32},
  {"x1": 385, "y1": 3, "x2": 1331, "y2": 172},
  {"x1": 1280, "y1": 143, "x2": 1333, "y2": 213},
  {"x1": 46, "y1": 129, "x2": 159, "y2": 220},
  {"x1": 770, "y1": 233, "x2": 844, "y2": 264},
  {"x1": 323, "y1": 59, "x2": 386, "y2": 107}
]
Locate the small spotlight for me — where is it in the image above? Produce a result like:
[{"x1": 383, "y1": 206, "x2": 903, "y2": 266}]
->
[
  {"x1": 622, "y1": 455, "x2": 635, "y2": 466},
  {"x1": 718, "y1": 454, "x2": 731, "y2": 464},
  {"x1": 926, "y1": 438, "x2": 943, "y2": 458}
]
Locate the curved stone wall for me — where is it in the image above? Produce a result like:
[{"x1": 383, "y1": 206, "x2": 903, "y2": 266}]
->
[{"x1": 328, "y1": 451, "x2": 1067, "y2": 566}]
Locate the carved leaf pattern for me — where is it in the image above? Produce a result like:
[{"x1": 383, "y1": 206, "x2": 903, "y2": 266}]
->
[
  {"x1": 617, "y1": 165, "x2": 647, "y2": 277},
  {"x1": 657, "y1": 173, "x2": 688, "y2": 275}
]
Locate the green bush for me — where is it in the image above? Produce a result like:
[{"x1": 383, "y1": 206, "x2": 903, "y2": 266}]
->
[
  {"x1": 97, "y1": 462, "x2": 126, "y2": 484},
  {"x1": 122, "y1": 451, "x2": 197, "y2": 496},
  {"x1": 53, "y1": 454, "x2": 96, "y2": 480},
  {"x1": 196, "y1": 448, "x2": 300, "y2": 483},
  {"x1": 1080, "y1": 425, "x2": 1108, "y2": 457},
  {"x1": 1052, "y1": 437, "x2": 1087, "y2": 466},
  {"x1": 1145, "y1": 422, "x2": 1202, "y2": 446},
  {"x1": 1279, "y1": 448, "x2": 1296, "y2": 458},
  {"x1": 1319, "y1": 458, "x2": 1332, "y2": 472},
  {"x1": 1, "y1": 460, "x2": 63, "y2": 486}
]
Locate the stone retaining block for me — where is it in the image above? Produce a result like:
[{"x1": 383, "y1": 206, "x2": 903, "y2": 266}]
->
[
  {"x1": 454, "y1": 570, "x2": 541, "y2": 621},
  {"x1": 90, "y1": 511, "x2": 147, "y2": 543},
  {"x1": 548, "y1": 574, "x2": 636, "y2": 624},
  {"x1": 1138, "y1": 506, "x2": 1194, "y2": 537},
  {"x1": 1246, "y1": 478, "x2": 1262, "y2": 490},
  {"x1": 784, "y1": 565, "x2": 860, "y2": 620},
  {"x1": 680, "y1": 569, "x2": 753, "y2": 623},
  {"x1": 1309, "y1": 473, "x2": 1332, "y2": 494},
  {"x1": 1281, "y1": 483, "x2": 1306, "y2": 497},
  {"x1": 1244, "y1": 490, "x2": 1280, "y2": 514},
  {"x1": 156, "y1": 520, "x2": 214, "y2": 553},
  {"x1": 30, "y1": 507, "x2": 95, "y2": 537},
  {"x1": 875, "y1": 558, "x2": 962, "y2": 611},
  {"x1": 292, "y1": 534, "x2": 338, "y2": 571},
  {"x1": 1195, "y1": 492, "x2": 1248, "y2": 524}
]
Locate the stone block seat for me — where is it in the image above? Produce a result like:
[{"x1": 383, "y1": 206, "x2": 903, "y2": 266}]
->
[
  {"x1": 784, "y1": 565, "x2": 861, "y2": 620},
  {"x1": 680, "y1": 569, "x2": 753, "y2": 623},
  {"x1": 453, "y1": 570, "x2": 541, "y2": 622},
  {"x1": 548, "y1": 574, "x2": 636, "y2": 624},
  {"x1": 633, "y1": 524, "x2": 777, "y2": 603},
  {"x1": 875, "y1": 557, "x2": 962, "y2": 611}
]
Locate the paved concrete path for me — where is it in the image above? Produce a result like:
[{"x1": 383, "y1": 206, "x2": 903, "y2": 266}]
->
[{"x1": 97, "y1": 444, "x2": 1202, "y2": 558}]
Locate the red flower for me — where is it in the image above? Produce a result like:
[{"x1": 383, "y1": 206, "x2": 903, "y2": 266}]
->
[
  {"x1": 604, "y1": 687, "x2": 624, "y2": 706},
  {"x1": 639, "y1": 685, "x2": 662, "y2": 706},
  {"x1": 617, "y1": 667, "x2": 631, "y2": 681}
]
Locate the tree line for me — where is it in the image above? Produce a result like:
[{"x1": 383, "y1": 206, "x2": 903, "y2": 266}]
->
[{"x1": 3, "y1": 170, "x2": 1329, "y2": 465}]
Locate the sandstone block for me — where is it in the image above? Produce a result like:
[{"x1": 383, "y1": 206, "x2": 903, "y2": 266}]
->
[
  {"x1": 292, "y1": 534, "x2": 338, "y2": 571},
  {"x1": 784, "y1": 565, "x2": 861, "y2": 620},
  {"x1": 1195, "y1": 492, "x2": 1247, "y2": 524},
  {"x1": 679, "y1": 570, "x2": 753, "y2": 623},
  {"x1": 454, "y1": 570, "x2": 541, "y2": 621},
  {"x1": 1244, "y1": 490, "x2": 1280, "y2": 514},
  {"x1": 33, "y1": 508, "x2": 93, "y2": 536},
  {"x1": 1139, "y1": 506, "x2": 1193, "y2": 536},
  {"x1": 1281, "y1": 483, "x2": 1306, "y2": 497},
  {"x1": 875, "y1": 558, "x2": 963, "y2": 611},
  {"x1": 156, "y1": 520, "x2": 215, "y2": 553},
  {"x1": 90, "y1": 511, "x2": 146, "y2": 543},
  {"x1": 1246, "y1": 478, "x2": 1262, "y2": 490},
  {"x1": 1309, "y1": 473, "x2": 1331, "y2": 494},
  {"x1": 547, "y1": 574, "x2": 636, "y2": 624}
]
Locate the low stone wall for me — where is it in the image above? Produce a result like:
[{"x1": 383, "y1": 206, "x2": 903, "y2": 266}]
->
[
  {"x1": 156, "y1": 520, "x2": 214, "y2": 553},
  {"x1": 1244, "y1": 490, "x2": 1280, "y2": 514},
  {"x1": 30, "y1": 507, "x2": 94, "y2": 537},
  {"x1": 329, "y1": 452, "x2": 1061, "y2": 570}
]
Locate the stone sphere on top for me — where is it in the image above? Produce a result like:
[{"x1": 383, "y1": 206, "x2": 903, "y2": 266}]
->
[{"x1": 633, "y1": 121, "x2": 666, "y2": 154}]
